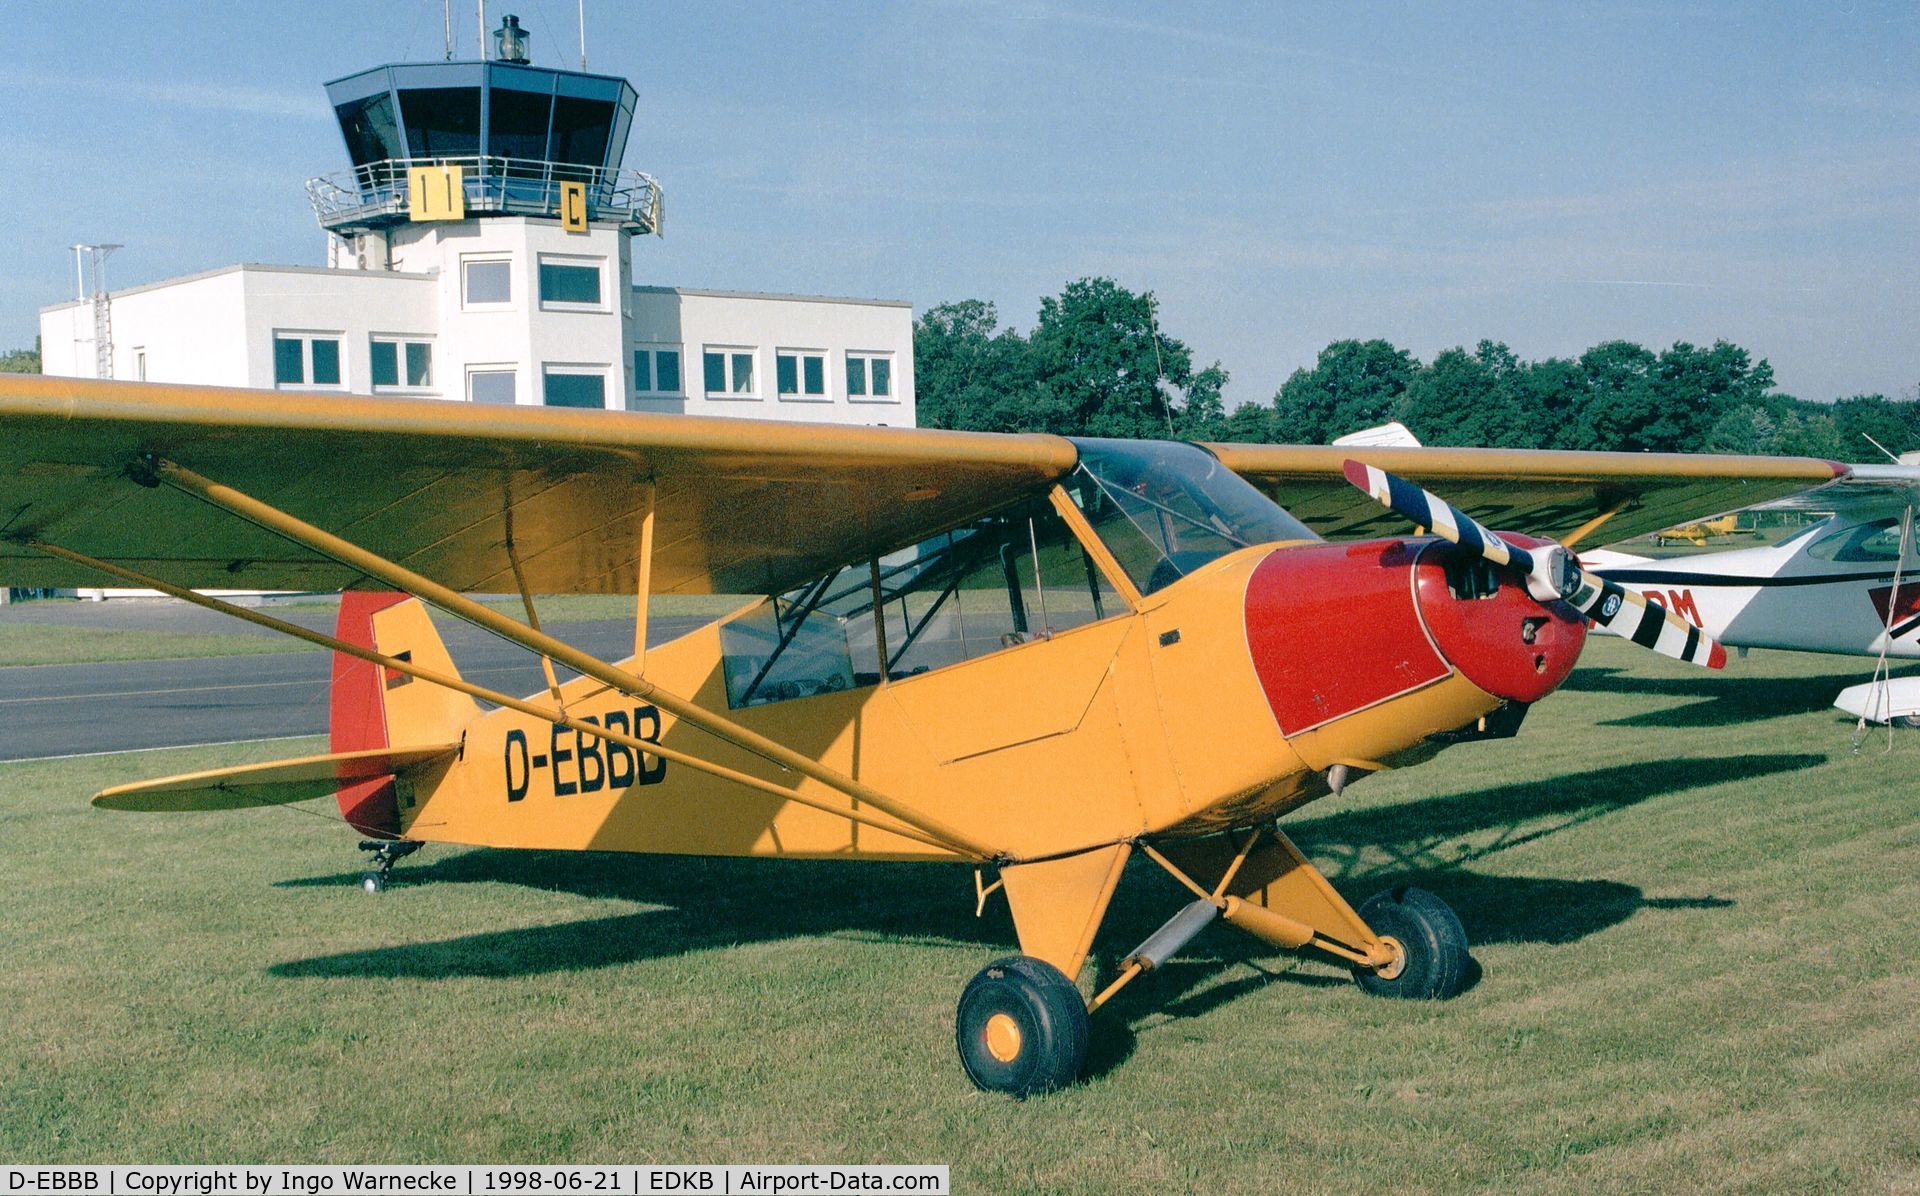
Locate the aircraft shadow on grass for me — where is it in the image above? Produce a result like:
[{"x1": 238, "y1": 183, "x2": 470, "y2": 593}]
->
[
  {"x1": 270, "y1": 753, "x2": 1795, "y2": 1069},
  {"x1": 1562, "y1": 664, "x2": 1892, "y2": 729}
]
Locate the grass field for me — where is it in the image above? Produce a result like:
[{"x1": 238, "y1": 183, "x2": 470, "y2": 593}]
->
[
  {"x1": 0, "y1": 622, "x2": 320, "y2": 666},
  {"x1": 2, "y1": 638, "x2": 1918, "y2": 1190},
  {"x1": 0, "y1": 595, "x2": 748, "y2": 667}
]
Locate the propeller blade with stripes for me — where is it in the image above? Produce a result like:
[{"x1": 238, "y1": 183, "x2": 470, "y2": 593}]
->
[{"x1": 1342, "y1": 459, "x2": 1726, "y2": 670}]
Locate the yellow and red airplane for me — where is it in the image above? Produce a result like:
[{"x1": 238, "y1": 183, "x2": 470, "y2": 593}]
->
[{"x1": 0, "y1": 376, "x2": 1843, "y2": 1095}]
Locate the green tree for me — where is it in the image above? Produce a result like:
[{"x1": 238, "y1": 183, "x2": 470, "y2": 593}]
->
[
  {"x1": 1829, "y1": 394, "x2": 1917, "y2": 458},
  {"x1": 1028, "y1": 277, "x2": 1219, "y2": 439},
  {"x1": 1269, "y1": 339, "x2": 1417, "y2": 444},
  {"x1": 1399, "y1": 340, "x2": 1531, "y2": 447},
  {"x1": 1212, "y1": 400, "x2": 1282, "y2": 443},
  {"x1": 911, "y1": 300, "x2": 1037, "y2": 432},
  {"x1": 0, "y1": 338, "x2": 40, "y2": 374},
  {"x1": 1705, "y1": 404, "x2": 1780, "y2": 455},
  {"x1": 1512, "y1": 356, "x2": 1588, "y2": 450},
  {"x1": 1570, "y1": 340, "x2": 1660, "y2": 450}
]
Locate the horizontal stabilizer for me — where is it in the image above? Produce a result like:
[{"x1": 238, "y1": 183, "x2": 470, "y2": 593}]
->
[{"x1": 93, "y1": 745, "x2": 459, "y2": 812}]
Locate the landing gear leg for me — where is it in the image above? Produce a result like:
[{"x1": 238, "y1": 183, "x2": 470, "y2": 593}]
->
[{"x1": 358, "y1": 839, "x2": 421, "y2": 893}]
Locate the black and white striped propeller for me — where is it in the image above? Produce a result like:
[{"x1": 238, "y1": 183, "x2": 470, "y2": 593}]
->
[{"x1": 1342, "y1": 459, "x2": 1726, "y2": 670}]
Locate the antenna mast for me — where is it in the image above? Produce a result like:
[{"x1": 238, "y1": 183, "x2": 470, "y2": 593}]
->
[
  {"x1": 476, "y1": 0, "x2": 486, "y2": 56},
  {"x1": 579, "y1": 0, "x2": 587, "y2": 68},
  {"x1": 443, "y1": 0, "x2": 453, "y2": 60}
]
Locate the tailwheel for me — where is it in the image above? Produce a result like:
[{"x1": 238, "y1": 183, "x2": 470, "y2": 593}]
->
[
  {"x1": 955, "y1": 955, "x2": 1089, "y2": 1097},
  {"x1": 356, "y1": 838, "x2": 421, "y2": 894},
  {"x1": 1352, "y1": 886, "x2": 1470, "y2": 1000}
]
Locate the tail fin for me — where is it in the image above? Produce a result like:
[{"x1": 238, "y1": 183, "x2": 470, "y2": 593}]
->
[{"x1": 331, "y1": 592, "x2": 481, "y2": 836}]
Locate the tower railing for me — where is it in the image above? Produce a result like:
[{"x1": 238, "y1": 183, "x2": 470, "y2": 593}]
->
[{"x1": 305, "y1": 156, "x2": 663, "y2": 236}]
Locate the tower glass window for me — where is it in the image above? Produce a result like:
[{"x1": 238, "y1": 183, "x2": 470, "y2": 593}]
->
[
  {"x1": 334, "y1": 93, "x2": 404, "y2": 167},
  {"x1": 399, "y1": 87, "x2": 482, "y2": 157},
  {"x1": 487, "y1": 85, "x2": 553, "y2": 161},
  {"x1": 550, "y1": 95, "x2": 614, "y2": 168}
]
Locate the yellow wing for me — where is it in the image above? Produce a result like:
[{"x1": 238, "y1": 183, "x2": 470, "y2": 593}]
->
[
  {"x1": 92, "y1": 746, "x2": 459, "y2": 811},
  {"x1": 0, "y1": 376, "x2": 1077, "y2": 596},
  {"x1": 1205, "y1": 443, "x2": 1845, "y2": 548}
]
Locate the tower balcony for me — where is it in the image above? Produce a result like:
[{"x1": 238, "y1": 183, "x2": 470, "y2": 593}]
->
[{"x1": 305, "y1": 155, "x2": 663, "y2": 237}]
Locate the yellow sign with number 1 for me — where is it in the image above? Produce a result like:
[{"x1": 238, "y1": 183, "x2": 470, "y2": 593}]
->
[{"x1": 407, "y1": 166, "x2": 466, "y2": 222}]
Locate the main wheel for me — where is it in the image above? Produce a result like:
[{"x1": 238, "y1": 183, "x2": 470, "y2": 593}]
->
[
  {"x1": 955, "y1": 956, "x2": 1089, "y2": 1097},
  {"x1": 360, "y1": 871, "x2": 388, "y2": 894},
  {"x1": 1352, "y1": 886, "x2": 1470, "y2": 999}
]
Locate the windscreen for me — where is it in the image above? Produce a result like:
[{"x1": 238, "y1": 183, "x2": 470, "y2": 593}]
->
[{"x1": 1066, "y1": 438, "x2": 1318, "y2": 595}]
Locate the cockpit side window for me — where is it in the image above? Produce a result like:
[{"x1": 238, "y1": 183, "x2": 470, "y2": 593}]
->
[
  {"x1": 719, "y1": 495, "x2": 1123, "y2": 709},
  {"x1": 1807, "y1": 517, "x2": 1908, "y2": 563}
]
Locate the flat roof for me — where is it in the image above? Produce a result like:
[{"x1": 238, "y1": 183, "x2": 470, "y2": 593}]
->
[
  {"x1": 40, "y1": 266, "x2": 908, "y2": 315},
  {"x1": 40, "y1": 263, "x2": 435, "y2": 313},
  {"x1": 632, "y1": 285, "x2": 912, "y2": 310}
]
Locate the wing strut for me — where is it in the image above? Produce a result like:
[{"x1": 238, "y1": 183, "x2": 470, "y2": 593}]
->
[{"x1": 27, "y1": 539, "x2": 972, "y2": 857}]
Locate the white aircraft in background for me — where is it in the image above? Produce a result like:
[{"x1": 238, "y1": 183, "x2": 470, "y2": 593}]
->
[
  {"x1": 1582, "y1": 461, "x2": 1920, "y2": 724},
  {"x1": 1333, "y1": 424, "x2": 1920, "y2": 724}
]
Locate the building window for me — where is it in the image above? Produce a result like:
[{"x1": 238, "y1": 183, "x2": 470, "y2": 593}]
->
[
  {"x1": 538, "y1": 256, "x2": 604, "y2": 308},
  {"x1": 462, "y1": 258, "x2": 512, "y2": 307},
  {"x1": 703, "y1": 347, "x2": 756, "y2": 398},
  {"x1": 847, "y1": 353, "x2": 893, "y2": 401},
  {"x1": 132, "y1": 349, "x2": 146, "y2": 381},
  {"x1": 272, "y1": 332, "x2": 344, "y2": 388},
  {"x1": 776, "y1": 350, "x2": 827, "y2": 400},
  {"x1": 543, "y1": 367, "x2": 608, "y2": 409},
  {"x1": 634, "y1": 346, "x2": 682, "y2": 396},
  {"x1": 468, "y1": 367, "x2": 517, "y2": 405},
  {"x1": 371, "y1": 337, "x2": 433, "y2": 390}
]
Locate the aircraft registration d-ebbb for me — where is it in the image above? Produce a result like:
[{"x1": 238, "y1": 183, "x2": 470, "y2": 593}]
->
[{"x1": 0, "y1": 377, "x2": 1844, "y2": 1095}]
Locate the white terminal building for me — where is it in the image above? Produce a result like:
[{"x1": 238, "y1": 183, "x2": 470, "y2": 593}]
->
[{"x1": 40, "y1": 16, "x2": 915, "y2": 427}]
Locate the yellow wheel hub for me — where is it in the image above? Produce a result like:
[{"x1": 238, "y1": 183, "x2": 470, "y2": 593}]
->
[
  {"x1": 1374, "y1": 935, "x2": 1407, "y2": 981},
  {"x1": 983, "y1": 1012, "x2": 1023, "y2": 1063}
]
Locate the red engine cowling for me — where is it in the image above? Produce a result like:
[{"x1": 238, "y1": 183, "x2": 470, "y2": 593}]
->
[{"x1": 1243, "y1": 536, "x2": 1585, "y2": 739}]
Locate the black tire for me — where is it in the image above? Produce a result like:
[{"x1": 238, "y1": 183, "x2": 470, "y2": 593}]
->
[
  {"x1": 1894, "y1": 714, "x2": 1920, "y2": 730},
  {"x1": 1352, "y1": 886, "x2": 1470, "y2": 999},
  {"x1": 955, "y1": 955, "x2": 1089, "y2": 1097},
  {"x1": 360, "y1": 871, "x2": 388, "y2": 894}
]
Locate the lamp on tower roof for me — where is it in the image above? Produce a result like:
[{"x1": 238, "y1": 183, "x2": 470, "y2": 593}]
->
[{"x1": 493, "y1": 14, "x2": 531, "y2": 64}]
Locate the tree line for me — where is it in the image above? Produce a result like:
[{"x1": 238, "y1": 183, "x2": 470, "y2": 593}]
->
[{"x1": 916, "y1": 278, "x2": 1917, "y2": 458}]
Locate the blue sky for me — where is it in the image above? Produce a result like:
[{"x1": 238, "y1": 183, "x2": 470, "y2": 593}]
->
[{"x1": 5, "y1": 1, "x2": 1916, "y2": 406}]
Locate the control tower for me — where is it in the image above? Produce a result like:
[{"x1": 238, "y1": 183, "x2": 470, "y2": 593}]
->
[
  {"x1": 41, "y1": 13, "x2": 912, "y2": 427},
  {"x1": 308, "y1": 15, "x2": 661, "y2": 255}
]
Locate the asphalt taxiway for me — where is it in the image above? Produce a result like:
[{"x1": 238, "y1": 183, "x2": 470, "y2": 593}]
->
[{"x1": 0, "y1": 602, "x2": 714, "y2": 761}]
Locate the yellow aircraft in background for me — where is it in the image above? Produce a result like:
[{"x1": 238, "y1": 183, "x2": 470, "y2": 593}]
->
[
  {"x1": 1653, "y1": 512, "x2": 1749, "y2": 546},
  {"x1": 0, "y1": 376, "x2": 1841, "y2": 1095}
]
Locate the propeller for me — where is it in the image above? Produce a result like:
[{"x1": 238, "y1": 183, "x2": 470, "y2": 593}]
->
[{"x1": 1342, "y1": 459, "x2": 1726, "y2": 670}]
